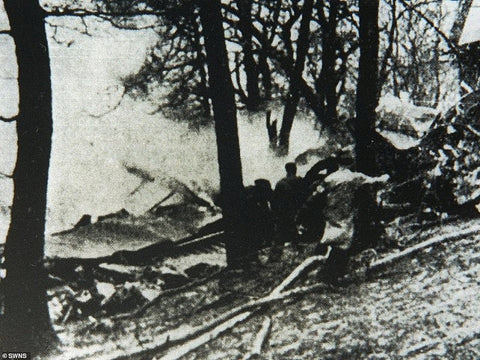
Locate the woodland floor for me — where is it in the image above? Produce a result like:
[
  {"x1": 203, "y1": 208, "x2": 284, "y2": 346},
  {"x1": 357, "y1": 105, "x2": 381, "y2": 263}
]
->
[{"x1": 45, "y1": 216, "x2": 480, "y2": 360}]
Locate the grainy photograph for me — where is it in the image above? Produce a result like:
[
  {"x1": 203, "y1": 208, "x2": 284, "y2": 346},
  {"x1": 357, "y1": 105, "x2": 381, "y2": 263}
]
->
[{"x1": 0, "y1": 0, "x2": 480, "y2": 358}]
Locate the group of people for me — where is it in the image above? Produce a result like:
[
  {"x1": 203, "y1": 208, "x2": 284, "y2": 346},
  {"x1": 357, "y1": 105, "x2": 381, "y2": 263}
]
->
[{"x1": 244, "y1": 149, "x2": 389, "y2": 282}]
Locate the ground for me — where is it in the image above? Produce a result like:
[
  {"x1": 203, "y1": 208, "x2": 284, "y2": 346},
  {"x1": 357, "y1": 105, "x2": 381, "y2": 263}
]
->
[{"x1": 43, "y1": 216, "x2": 480, "y2": 360}]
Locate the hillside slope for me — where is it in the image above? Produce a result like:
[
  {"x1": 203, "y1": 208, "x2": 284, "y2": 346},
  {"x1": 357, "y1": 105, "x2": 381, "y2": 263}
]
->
[{"x1": 49, "y1": 217, "x2": 480, "y2": 360}]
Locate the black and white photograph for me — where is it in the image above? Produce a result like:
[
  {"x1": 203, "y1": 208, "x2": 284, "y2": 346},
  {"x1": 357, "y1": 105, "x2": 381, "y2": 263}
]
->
[{"x1": 1, "y1": 0, "x2": 480, "y2": 358}]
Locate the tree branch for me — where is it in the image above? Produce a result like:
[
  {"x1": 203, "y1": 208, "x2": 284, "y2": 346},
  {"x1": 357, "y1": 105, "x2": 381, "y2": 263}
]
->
[
  {"x1": 42, "y1": 6, "x2": 166, "y2": 18},
  {"x1": 397, "y1": 0, "x2": 459, "y2": 56},
  {"x1": 0, "y1": 172, "x2": 13, "y2": 179},
  {"x1": 0, "y1": 115, "x2": 17, "y2": 123}
]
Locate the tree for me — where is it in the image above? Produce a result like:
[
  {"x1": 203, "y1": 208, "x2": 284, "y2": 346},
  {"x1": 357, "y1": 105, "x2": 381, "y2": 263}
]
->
[
  {"x1": 0, "y1": 0, "x2": 58, "y2": 353},
  {"x1": 277, "y1": 0, "x2": 314, "y2": 155},
  {"x1": 315, "y1": 0, "x2": 340, "y2": 127},
  {"x1": 355, "y1": 0, "x2": 379, "y2": 176},
  {"x1": 353, "y1": 0, "x2": 380, "y2": 252},
  {"x1": 237, "y1": 0, "x2": 261, "y2": 110},
  {"x1": 198, "y1": 0, "x2": 250, "y2": 268}
]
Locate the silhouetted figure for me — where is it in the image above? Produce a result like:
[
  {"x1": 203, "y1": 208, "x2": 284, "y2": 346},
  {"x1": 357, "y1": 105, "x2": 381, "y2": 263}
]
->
[
  {"x1": 296, "y1": 182, "x2": 327, "y2": 244},
  {"x1": 245, "y1": 179, "x2": 274, "y2": 251},
  {"x1": 272, "y1": 163, "x2": 304, "y2": 251}
]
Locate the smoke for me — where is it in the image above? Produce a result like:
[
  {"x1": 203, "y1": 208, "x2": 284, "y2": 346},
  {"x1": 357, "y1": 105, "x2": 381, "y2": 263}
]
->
[{"x1": 46, "y1": 98, "x2": 322, "y2": 233}]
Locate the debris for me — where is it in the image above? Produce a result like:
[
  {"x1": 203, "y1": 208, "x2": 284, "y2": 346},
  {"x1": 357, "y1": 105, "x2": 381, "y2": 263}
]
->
[
  {"x1": 184, "y1": 263, "x2": 221, "y2": 279},
  {"x1": 95, "y1": 281, "x2": 116, "y2": 305},
  {"x1": 101, "y1": 282, "x2": 148, "y2": 314}
]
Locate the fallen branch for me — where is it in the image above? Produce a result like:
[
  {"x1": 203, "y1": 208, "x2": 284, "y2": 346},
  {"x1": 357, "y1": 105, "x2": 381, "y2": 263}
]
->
[
  {"x1": 110, "y1": 252, "x2": 331, "y2": 360},
  {"x1": 399, "y1": 340, "x2": 441, "y2": 357},
  {"x1": 242, "y1": 317, "x2": 272, "y2": 360},
  {"x1": 159, "y1": 311, "x2": 254, "y2": 360},
  {"x1": 270, "y1": 247, "x2": 331, "y2": 297},
  {"x1": 369, "y1": 224, "x2": 480, "y2": 272},
  {"x1": 152, "y1": 283, "x2": 326, "y2": 360}
]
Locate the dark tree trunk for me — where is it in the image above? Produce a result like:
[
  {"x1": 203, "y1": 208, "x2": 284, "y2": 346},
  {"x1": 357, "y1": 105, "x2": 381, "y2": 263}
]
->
[
  {"x1": 258, "y1": 50, "x2": 272, "y2": 100},
  {"x1": 193, "y1": 17, "x2": 211, "y2": 117},
  {"x1": 320, "y1": 0, "x2": 339, "y2": 127},
  {"x1": 237, "y1": 0, "x2": 261, "y2": 110},
  {"x1": 377, "y1": 0, "x2": 396, "y2": 100},
  {"x1": 277, "y1": 0, "x2": 314, "y2": 155},
  {"x1": 1, "y1": 0, "x2": 57, "y2": 353},
  {"x1": 355, "y1": 0, "x2": 380, "y2": 176},
  {"x1": 450, "y1": 0, "x2": 474, "y2": 44},
  {"x1": 450, "y1": 0, "x2": 480, "y2": 89},
  {"x1": 354, "y1": 0, "x2": 380, "y2": 254},
  {"x1": 199, "y1": 0, "x2": 249, "y2": 268},
  {"x1": 458, "y1": 44, "x2": 480, "y2": 90}
]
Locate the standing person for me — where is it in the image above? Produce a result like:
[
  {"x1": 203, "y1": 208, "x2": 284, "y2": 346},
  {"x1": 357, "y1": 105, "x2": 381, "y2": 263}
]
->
[
  {"x1": 271, "y1": 163, "x2": 304, "y2": 253},
  {"x1": 245, "y1": 179, "x2": 274, "y2": 251}
]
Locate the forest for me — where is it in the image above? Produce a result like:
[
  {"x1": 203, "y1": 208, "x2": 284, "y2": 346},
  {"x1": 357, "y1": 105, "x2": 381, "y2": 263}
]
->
[{"x1": 0, "y1": 0, "x2": 480, "y2": 358}]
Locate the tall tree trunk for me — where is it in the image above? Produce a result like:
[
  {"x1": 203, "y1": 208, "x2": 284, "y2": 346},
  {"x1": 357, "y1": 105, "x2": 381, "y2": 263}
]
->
[
  {"x1": 258, "y1": 49, "x2": 272, "y2": 101},
  {"x1": 237, "y1": 0, "x2": 261, "y2": 110},
  {"x1": 277, "y1": 0, "x2": 314, "y2": 155},
  {"x1": 378, "y1": 0, "x2": 397, "y2": 100},
  {"x1": 199, "y1": 0, "x2": 249, "y2": 268},
  {"x1": 193, "y1": 16, "x2": 211, "y2": 118},
  {"x1": 354, "y1": 0, "x2": 380, "y2": 254},
  {"x1": 322, "y1": 0, "x2": 339, "y2": 127},
  {"x1": 355, "y1": 0, "x2": 380, "y2": 176},
  {"x1": 1, "y1": 0, "x2": 57, "y2": 353}
]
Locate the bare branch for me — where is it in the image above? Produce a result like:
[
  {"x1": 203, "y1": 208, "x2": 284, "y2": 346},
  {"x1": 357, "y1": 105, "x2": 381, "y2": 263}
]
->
[
  {"x1": 42, "y1": 6, "x2": 165, "y2": 18},
  {"x1": 397, "y1": 0, "x2": 459, "y2": 56},
  {"x1": 0, "y1": 172, "x2": 13, "y2": 179},
  {"x1": 0, "y1": 115, "x2": 17, "y2": 123},
  {"x1": 84, "y1": 87, "x2": 126, "y2": 118}
]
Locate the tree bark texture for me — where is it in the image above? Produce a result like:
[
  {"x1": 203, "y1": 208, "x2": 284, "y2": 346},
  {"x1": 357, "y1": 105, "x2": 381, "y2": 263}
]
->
[
  {"x1": 1, "y1": 0, "x2": 57, "y2": 353},
  {"x1": 199, "y1": 0, "x2": 249, "y2": 268}
]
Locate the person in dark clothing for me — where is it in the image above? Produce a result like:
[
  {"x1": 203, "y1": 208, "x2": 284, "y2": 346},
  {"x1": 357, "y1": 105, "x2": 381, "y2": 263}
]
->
[
  {"x1": 296, "y1": 182, "x2": 328, "y2": 244},
  {"x1": 271, "y1": 163, "x2": 304, "y2": 250},
  {"x1": 245, "y1": 179, "x2": 274, "y2": 251}
]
